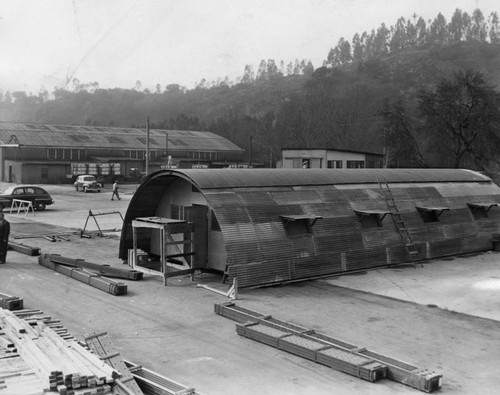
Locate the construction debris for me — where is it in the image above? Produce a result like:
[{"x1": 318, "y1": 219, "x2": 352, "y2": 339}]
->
[
  {"x1": 41, "y1": 253, "x2": 143, "y2": 281},
  {"x1": 215, "y1": 302, "x2": 442, "y2": 393},
  {"x1": 38, "y1": 256, "x2": 128, "y2": 296}
]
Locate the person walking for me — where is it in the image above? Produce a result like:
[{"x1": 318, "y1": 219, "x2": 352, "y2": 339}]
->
[
  {"x1": 0, "y1": 213, "x2": 10, "y2": 264},
  {"x1": 111, "y1": 179, "x2": 121, "y2": 200}
]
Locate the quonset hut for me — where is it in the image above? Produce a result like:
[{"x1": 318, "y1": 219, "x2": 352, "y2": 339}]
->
[{"x1": 119, "y1": 168, "x2": 500, "y2": 287}]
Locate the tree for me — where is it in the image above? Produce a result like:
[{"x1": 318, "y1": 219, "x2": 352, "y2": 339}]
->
[
  {"x1": 449, "y1": 8, "x2": 465, "y2": 41},
  {"x1": 352, "y1": 33, "x2": 365, "y2": 62},
  {"x1": 390, "y1": 17, "x2": 408, "y2": 51},
  {"x1": 373, "y1": 23, "x2": 390, "y2": 55},
  {"x1": 471, "y1": 8, "x2": 487, "y2": 41},
  {"x1": 378, "y1": 98, "x2": 427, "y2": 167},
  {"x1": 418, "y1": 70, "x2": 500, "y2": 169},
  {"x1": 428, "y1": 13, "x2": 449, "y2": 45},
  {"x1": 489, "y1": 12, "x2": 500, "y2": 43},
  {"x1": 415, "y1": 17, "x2": 427, "y2": 46}
]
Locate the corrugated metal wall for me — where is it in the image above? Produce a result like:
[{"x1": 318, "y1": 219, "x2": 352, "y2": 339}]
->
[{"x1": 207, "y1": 182, "x2": 500, "y2": 287}]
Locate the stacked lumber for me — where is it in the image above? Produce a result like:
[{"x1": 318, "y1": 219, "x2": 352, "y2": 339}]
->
[
  {"x1": 0, "y1": 291, "x2": 23, "y2": 310},
  {"x1": 0, "y1": 309, "x2": 118, "y2": 394},
  {"x1": 0, "y1": 354, "x2": 47, "y2": 395},
  {"x1": 236, "y1": 322, "x2": 386, "y2": 383},
  {"x1": 8, "y1": 240, "x2": 41, "y2": 256},
  {"x1": 42, "y1": 254, "x2": 143, "y2": 281},
  {"x1": 38, "y1": 255, "x2": 127, "y2": 296},
  {"x1": 216, "y1": 302, "x2": 442, "y2": 393}
]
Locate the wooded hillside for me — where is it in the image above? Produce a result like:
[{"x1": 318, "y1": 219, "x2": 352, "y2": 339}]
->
[{"x1": 1, "y1": 7, "x2": 499, "y2": 173}]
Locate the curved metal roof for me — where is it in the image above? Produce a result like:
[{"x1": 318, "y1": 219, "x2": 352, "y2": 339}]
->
[{"x1": 148, "y1": 168, "x2": 490, "y2": 190}]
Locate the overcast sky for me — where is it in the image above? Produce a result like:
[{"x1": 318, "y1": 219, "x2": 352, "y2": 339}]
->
[{"x1": 0, "y1": 0, "x2": 496, "y2": 93}]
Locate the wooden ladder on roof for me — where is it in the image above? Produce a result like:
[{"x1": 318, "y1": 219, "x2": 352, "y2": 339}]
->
[{"x1": 379, "y1": 180, "x2": 422, "y2": 268}]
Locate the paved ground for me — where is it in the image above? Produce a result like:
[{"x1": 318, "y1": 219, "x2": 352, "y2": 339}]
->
[{"x1": 1, "y1": 182, "x2": 499, "y2": 395}]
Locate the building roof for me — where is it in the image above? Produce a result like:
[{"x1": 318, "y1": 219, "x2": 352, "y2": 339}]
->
[
  {"x1": 281, "y1": 147, "x2": 384, "y2": 157},
  {"x1": 153, "y1": 168, "x2": 490, "y2": 190},
  {"x1": 0, "y1": 122, "x2": 243, "y2": 152}
]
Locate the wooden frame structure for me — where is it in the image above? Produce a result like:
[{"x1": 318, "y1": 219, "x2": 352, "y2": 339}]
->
[
  {"x1": 130, "y1": 217, "x2": 195, "y2": 285},
  {"x1": 10, "y1": 199, "x2": 35, "y2": 217}
]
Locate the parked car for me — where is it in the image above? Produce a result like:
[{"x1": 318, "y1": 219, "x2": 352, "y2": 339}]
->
[
  {"x1": 74, "y1": 175, "x2": 102, "y2": 193},
  {"x1": 0, "y1": 185, "x2": 54, "y2": 211}
]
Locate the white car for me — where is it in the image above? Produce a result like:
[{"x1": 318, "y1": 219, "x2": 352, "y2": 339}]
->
[{"x1": 74, "y1": 175, "x2": 102, "y2": 193}]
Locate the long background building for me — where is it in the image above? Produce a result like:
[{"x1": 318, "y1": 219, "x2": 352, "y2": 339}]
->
[{"x1": 0, "y1": 122, "x2": 244, "y2": 184}]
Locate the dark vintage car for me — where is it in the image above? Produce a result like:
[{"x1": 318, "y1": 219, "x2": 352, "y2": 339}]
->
[{"x1": 0, "y1": 185, "x2": 54, "y2": 211}]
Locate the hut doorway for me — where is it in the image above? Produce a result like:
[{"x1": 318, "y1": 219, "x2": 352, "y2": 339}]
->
[{"x1": 185, "y1": 205, "x2": 208, "y2": 269}]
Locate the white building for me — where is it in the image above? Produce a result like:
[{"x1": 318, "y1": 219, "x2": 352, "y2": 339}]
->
[{"x1": 278, "y1": 148, "x2": 384, "y2": 169}]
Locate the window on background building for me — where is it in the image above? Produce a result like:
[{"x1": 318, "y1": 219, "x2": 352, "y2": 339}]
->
[
  {"x1": 301, "y1": 159, "x2": 311, "y2": 168},
  {"x1": 347, "y1": 160, "x2": 365, "y2": 168},
  {"x1": 328, "y1": 160, "x2": 343, "y2": 168},
  {"x1": 47, "y1": 148, "x2": 56, "y2": 160},
  {"x1": 41, "y1": 168, "x2": 48, "y2": 180}
]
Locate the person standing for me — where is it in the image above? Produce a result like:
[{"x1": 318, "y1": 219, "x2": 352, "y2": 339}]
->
[
  {"x1": 0, "y1": 213, "x2": 10, "y2": 264},
  {"x1": 111, "y1": 180, "x2": 121, "y2": 201}
]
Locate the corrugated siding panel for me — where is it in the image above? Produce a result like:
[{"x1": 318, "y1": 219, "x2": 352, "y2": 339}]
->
[
  {"x1": 258, "y1": 240, "x2": 293, "y2": 261},
  {"x1": 429, "y1": 238, "x2": 464, "y2": 258},
  {"x1": 245, "y1": 205, "x2": 303, "y2": 223},
  {"x1": 228, "y1": 261, "x2": 291, "y2": 287},
  {"x1": 362, "y1": 229, "x2": 401, "y2": 248},
  {"x1": 315, "y1": 233, "x2": 364, "y2": 255},
  {"x1": 226, "y1": 242, "x2": 262, "y2": 265},
  {"x1": 313, "y1": 217, "x2": 360, "y2": 235},
  {"x1": 291, "y1": 255, "x2": 342, "y2": 278},
  {"x1": 271, "y1": 189, "x2": 323, "y2": 204},
  {"x1": 215, "y1": 207, "x2": 250, "y2": 225},
  {"x1": 205, "y1": 192, "x2": 242, "y2": 206},
  {"x1": 346, "y1": 249, "x2": 387, "y2": 271},
  {"x1": 463, "y1": 235, "x2": 492, "y2": 252}
]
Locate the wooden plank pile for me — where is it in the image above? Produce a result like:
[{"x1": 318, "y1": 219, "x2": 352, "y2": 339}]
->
[
  {"x1": 8, "y1": 240, "x2": 41, "y2": 256},
  {"x1": 38, "y1": 255, "x2": 128, "y2": 296},
  {"x1": 0, "y1": 291, "x2": 23, "y2": 311},
  {"x1": 216, "y1": 302, "x2": 442, "y2": 393},
  {"x1": 41, "y1": 254, "x2": 143, "y2": 281},
  {"x1": 236, "y1": 321, "x2": 386, "y2": 383},
  {"x1": 0, "y1": 308, "x2": 119, "y2": 394}
]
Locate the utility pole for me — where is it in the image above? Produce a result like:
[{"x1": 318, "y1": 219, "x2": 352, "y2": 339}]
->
[
  {"x1": 146, "y1": 117, "x2": 150, "y2": 174},
  {"x1": 165, "y1": 132, "x2": 169, "y2": 168},
  {"x1": 249, "y1": 135, "x2": 253, "y2": 168}
]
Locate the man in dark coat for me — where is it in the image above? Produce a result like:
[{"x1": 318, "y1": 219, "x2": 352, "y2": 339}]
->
[{"x1": 0, "y1": 213, "x2": 10, "y2": 264}]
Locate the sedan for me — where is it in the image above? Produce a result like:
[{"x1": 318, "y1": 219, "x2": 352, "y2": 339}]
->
[{"x1": 0, "y1": 185, "x2": 54, "y2": 212}]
